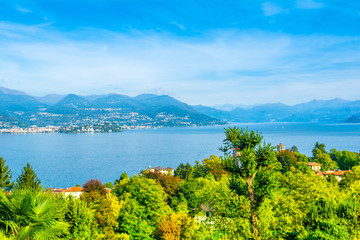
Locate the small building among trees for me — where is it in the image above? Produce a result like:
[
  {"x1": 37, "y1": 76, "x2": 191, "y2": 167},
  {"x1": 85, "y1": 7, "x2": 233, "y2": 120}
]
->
[
  {"x1": 318, "y1": 170, "x2": 352, "y2": 182},
  {"x1": 307, "y1": 162, "x2": 322, "y2": 171},
  {"x1": 147, "y1": 166, "x2": 174, "y2": 175},
  {"x1": 277, "y1": 143, "x2": 285, "y2": 152}
]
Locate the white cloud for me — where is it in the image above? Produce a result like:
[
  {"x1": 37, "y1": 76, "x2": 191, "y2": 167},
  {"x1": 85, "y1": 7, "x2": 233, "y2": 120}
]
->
[
  {"x1": 262, "y1": 2, "x2": 284, "y2": 16},
  {"x1": 16, "y1": 5, "x2": 32, "y2": 13},
  {"x1": 0, "y1": 23, "x2": 359, "y2": 105},
  {"x1": 296, "y1": 0, "x2": 324, "y2": 9},
  {"x1": 171, "y1": 21, "x2": 186, "y2": 30}
]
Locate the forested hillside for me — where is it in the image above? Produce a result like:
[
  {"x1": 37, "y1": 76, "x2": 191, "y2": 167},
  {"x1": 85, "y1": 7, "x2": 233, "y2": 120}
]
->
[{"x1": 1, "y1": 128, "x2": 360, "y2": 239}]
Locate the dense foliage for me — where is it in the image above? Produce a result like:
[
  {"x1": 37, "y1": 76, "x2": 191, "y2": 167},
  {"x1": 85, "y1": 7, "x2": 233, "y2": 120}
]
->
[
  {"x1": 0, "y1": 157, "x2": 13, "y2": 191},
  {"x1": 2, "y1": 127, "x2": 360, "y2": 239}
]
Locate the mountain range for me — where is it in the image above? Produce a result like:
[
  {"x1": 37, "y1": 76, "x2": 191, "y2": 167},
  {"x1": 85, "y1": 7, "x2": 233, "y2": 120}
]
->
[
  {"x1": 193, "y1": 99, "x2": 360, "y2": 123},
  {"x1": 0, "y1": 86, "x2": 359, "y2": 128},
  {"x1": 0, "y1": 87, "x2": 222, "y2": 128}
]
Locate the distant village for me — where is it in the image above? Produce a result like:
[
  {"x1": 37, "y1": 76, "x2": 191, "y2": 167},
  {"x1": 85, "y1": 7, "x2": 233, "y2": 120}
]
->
[
  {"x1": 277, "y1": 143, "x2": 351, "y2": 182},
  {"x1": 0, "y1": 122, "x2": 125, "y2": 134},
  {"x1": 232, "y1": 143, "x2": 351, "y2": 182}
]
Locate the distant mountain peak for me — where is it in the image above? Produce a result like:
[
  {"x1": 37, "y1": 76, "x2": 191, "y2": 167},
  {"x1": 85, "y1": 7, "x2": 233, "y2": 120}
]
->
[
  {"x1": 134, "y1": 93, "x2": 159, "y2": 100},
  {"x1": 35, "y1": 94, "x2": 66, "y2": 105},
  {"x1": 53, "y1": 94, "x2": 92, "y2": 109},
  {"x1": 0, "y1": 87, "x2": 27, "y2": 96}
]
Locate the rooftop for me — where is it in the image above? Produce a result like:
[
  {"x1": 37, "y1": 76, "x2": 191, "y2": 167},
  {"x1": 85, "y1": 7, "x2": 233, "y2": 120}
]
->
[{"x1": 307, "y1": 162, "x2": 322, "y2": 166}]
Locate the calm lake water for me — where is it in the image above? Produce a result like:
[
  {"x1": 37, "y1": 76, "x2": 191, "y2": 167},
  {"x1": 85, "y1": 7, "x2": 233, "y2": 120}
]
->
[{"x1": 1, "y1": 123, "x2": 360, "y2": 188}]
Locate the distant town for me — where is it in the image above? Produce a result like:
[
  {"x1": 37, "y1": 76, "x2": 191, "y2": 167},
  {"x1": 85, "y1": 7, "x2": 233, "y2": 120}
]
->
[
  {"x1": 0, "y1": 122, "x2": 146, "y2": 134},
  {"x1": 0, "y1": 87, "x2": 225, "y2": 133}
]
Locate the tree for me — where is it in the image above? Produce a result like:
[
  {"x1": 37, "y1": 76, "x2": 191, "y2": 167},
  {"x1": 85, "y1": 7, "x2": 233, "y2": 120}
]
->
[
  {"x1": 312, "y1": 142, "x2": 337, "y2": 171},
  {"x1": 94, "y1": 194, "x2": 121, "y2": 239},
  {"x1": 313, "y1": 152, "x2": 337, "y2": 171},
  {"x1": 80, "y1": 179, "x2": 122, "y2": 239},
  {"x1": 339, "y1": 166, "x2": 360, "y2": 189},
  {"x1": 277, "y1": 149, "x2": 298, "y2": 173},
  {"x1": 177, "y1": 176, "x2": 217, "y2": 215},
  {"x1": 61, "y1": 196, "x2": 97, "y2": 239},
  {"x1": 330, "y1": 149, "x2": 360, "y2": 170},
  {"x1": 153, "y1": 212, "x2": 195, "y2": 240},
  {"x1": 14, "y1": 163, "x2": 41, "y2": 189},
  {"x1": 304, "y1": 198, "x2": 349, "y2": 239},
  {"x1": 0, "y1": 188, "x2": 69, "y2": 239},
  {"x1": 191, "y1": 161, "x2": 206, "y2": 179},
  {"x1": 113, "y1": 176, "x2": 170, "y2": 239},
  {"x1": 293, "y1": 151, "x2": 309, "y2": 163},
  {"x1": 175, "y1": 163, "x2": 193, "y2": 180},
  {"x1": 105, "y1": 182, "x2": 114, "y2": 189},
  {"x1": 175, "y1": 163, "x2": 186, "y2": 179},
  {"x1": 81, "y1": 179, "x2": 107, "y2": 204},
  {"x1": 290, "y1": 145, "x2": 299, "y2": 153},
  {"x1": 0, "y1": 157, "x2": 13, "y2": 191},
  {"x1": 115, "y1": 172, "x2": 129, "y2": 185},
  {"x1": 144, "y1": 171, "x2": 182, "y2": 200},
  {"x1": 202, "y1": 155, "x2": 228, "y2": 180},
  {"x1": 221, "y1": 127, "x2": 277, "y2": 239},
  {"x1": 312, "y1": 142, "x2": 327, "y2": 157}
]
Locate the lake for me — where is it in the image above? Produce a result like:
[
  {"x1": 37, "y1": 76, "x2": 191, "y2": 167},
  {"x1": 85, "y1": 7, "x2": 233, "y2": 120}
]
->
[{"x1": 1, "y1": 123, "x2": 360, "y2": 188}]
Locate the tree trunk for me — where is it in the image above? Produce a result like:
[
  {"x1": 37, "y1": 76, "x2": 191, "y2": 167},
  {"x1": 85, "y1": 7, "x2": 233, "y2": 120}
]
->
[{"x1": 245, "y1": 172, "x2": 259, "y2": 239}]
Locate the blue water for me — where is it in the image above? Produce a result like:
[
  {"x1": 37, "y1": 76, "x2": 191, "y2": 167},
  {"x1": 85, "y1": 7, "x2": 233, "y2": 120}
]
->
[{"x1": 1, "y1": 123, "x2": 359, "y2": 188}]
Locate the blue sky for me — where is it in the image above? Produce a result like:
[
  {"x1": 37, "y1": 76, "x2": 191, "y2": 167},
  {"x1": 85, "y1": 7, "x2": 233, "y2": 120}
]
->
[{"x1": 0, "y1": 0, "x2": 359, "y2": 105}]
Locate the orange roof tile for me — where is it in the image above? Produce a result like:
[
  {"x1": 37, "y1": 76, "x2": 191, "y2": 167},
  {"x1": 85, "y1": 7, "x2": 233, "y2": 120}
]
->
[
  {"x1": 307, "y1": 162, "x2": 322, "y2": 166},
  {"x1": 64, "y1": 187, "x2": 83, "y2": 192},
  {"x1": 332, "y1": 170, "x2": 352, "y2": 176},
  {"x1": 53, "y1": 189, "x2": 65, "y2": 193}
]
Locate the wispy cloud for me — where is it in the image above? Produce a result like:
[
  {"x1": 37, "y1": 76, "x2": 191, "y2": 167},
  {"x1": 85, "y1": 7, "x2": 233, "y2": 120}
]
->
[
  {"x1": 16, "y1": 5, "x2": 32, "y2": 13},
  {"x1": 262, "y1": 2, "x2": 284, "y2": 16},
  {"x1": 170, "y1": 21, "x2": 186, "y2": 30},
  {"x1": 296, "y1": 0, "x2": 324, "y2": 9},
  {"x1": 0, "y1": 22, "x2": 359, "y2": 105}
]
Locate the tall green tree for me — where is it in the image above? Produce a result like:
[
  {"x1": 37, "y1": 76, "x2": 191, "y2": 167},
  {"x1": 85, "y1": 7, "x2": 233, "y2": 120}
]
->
[
  {"x1": 276, "y1": 149, "x2": 298, "y2": 173},
  {"x1": 312, "y1": 142, "x2": 337, "y2": 171},
  {"x1": 290, "y1": 145, "x2": 299, "y2": 153},
  {"x1": 14, "y1": 163, "x2": 41, "y2": 189},
  {"x1": 330, "y1": 149, "x2": 360, "y2": 170},
  {"x1": 221, "y1": 127, "x2": 277, "y2": 239},
  {"x1": 175, "y1": 163, "x2": 193, "y2": 180},
  {"x1": 61, "y1": 196, "x2": 97, "y2": 240},
  {"x1": 312, "y1": 142, "x2": 327, "y2": 157},
  {"x1": 0, "y1": 157, "x2": 13, "y2": 191},
  {"x1": 113, "y1": 176, "x2": 170, "y2": 239},
  {"x1": 114, "y1": 172, "x2": 129, "y2": 185}
]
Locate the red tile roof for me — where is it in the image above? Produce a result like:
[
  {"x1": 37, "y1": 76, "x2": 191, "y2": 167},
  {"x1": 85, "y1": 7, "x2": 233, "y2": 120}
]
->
[
  {"x1": 53, "y1": 189, "x2": 65, "y2": 193},
  {"x1": 64, "y1": 187, "x2": 83, "y2": 192},
  {"x1": 332, "y1": 170, "x2": 352, "y2": 176},
  {"x1": 307, "y1": 162, "x2": 322, "y2": 166},
  {"x1": 318, "y1": 170, "x2": 352, "y2": 177}
]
